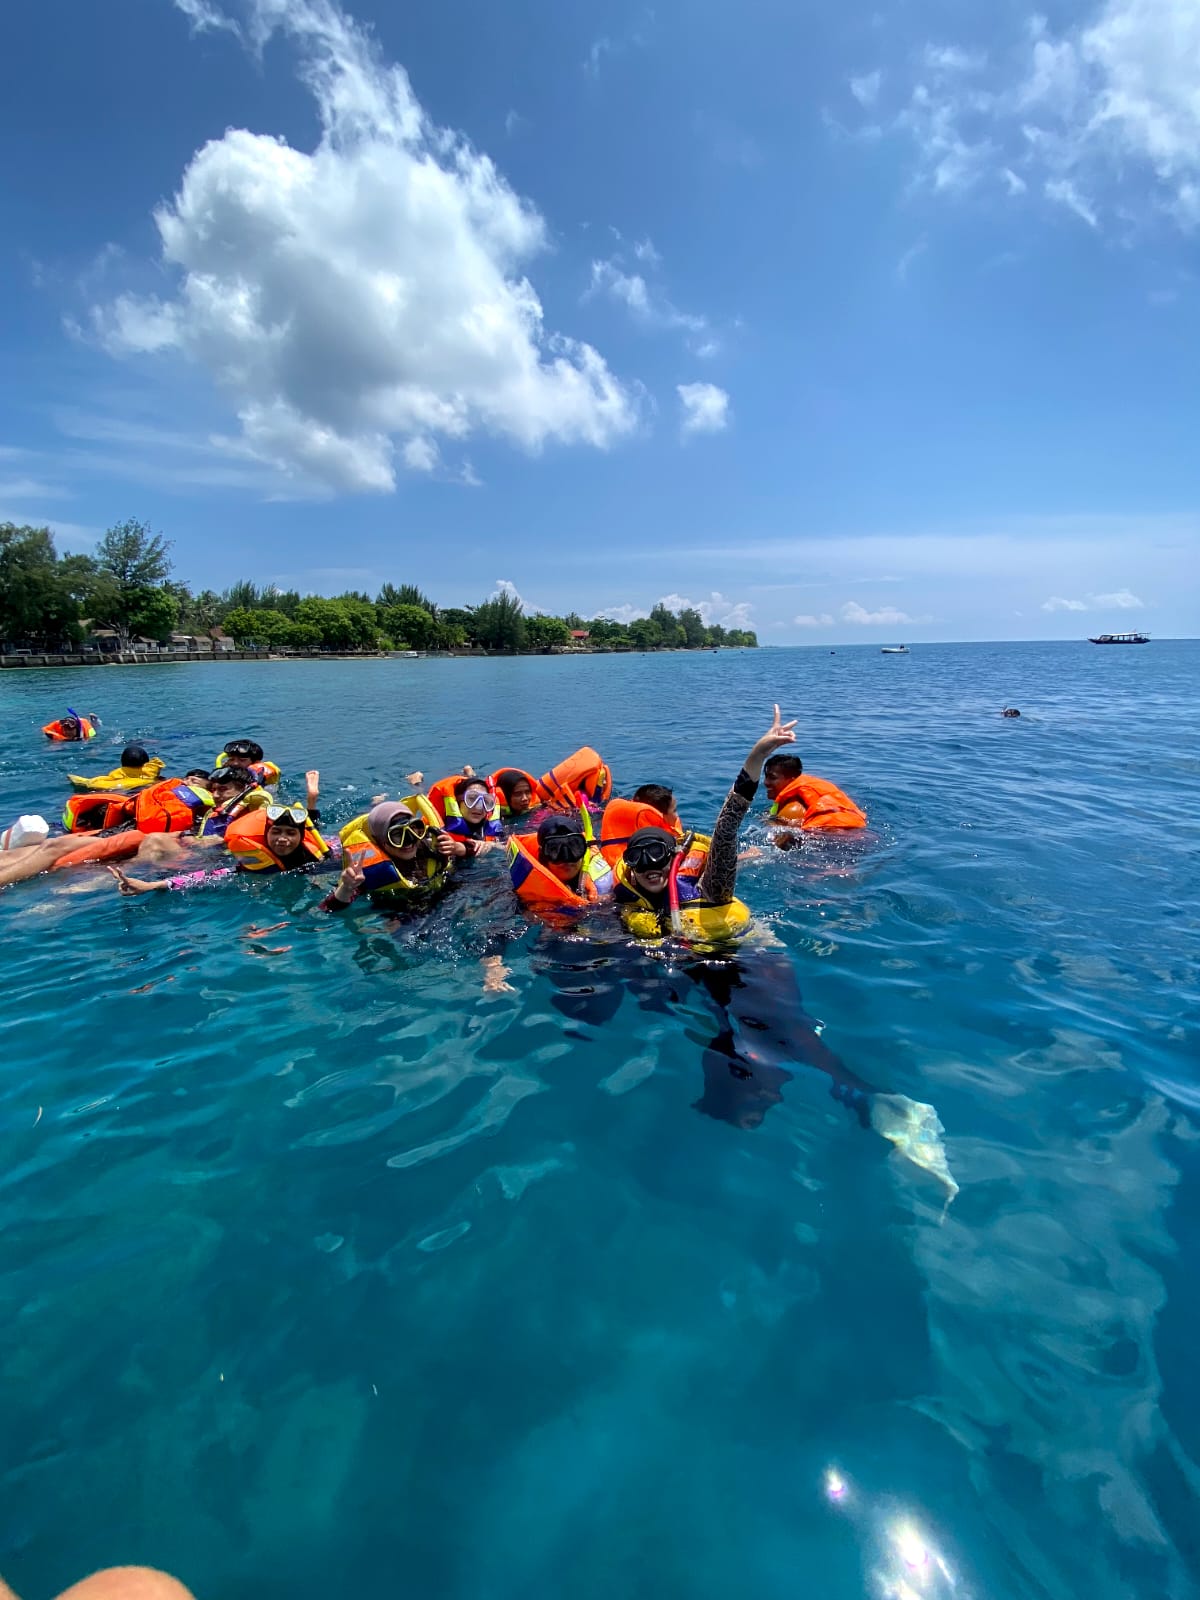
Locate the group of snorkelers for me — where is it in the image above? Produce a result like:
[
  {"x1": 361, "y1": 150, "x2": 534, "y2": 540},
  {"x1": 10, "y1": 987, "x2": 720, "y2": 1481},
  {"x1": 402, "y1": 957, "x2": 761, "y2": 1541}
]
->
[
  {"x1": 5, "y1": 706, "x2": 870, "y2": 943},
  {"x1": 13, "y1": 705, "x2": 961, "y2": 1196}
]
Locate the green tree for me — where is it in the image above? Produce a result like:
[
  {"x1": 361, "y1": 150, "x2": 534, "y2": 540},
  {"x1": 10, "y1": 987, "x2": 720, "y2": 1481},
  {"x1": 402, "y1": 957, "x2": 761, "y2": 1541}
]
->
[
  {"x1": 378, "y1": 582, "x2": 437, "y2": 615},
  {"x1": 627, "y1": 617, "x2": 662, "y2": 650},
  {"x1": 380, "y1": 603, "x2": 435, "y2": 648},
  {"x1": 0, "y1": 524, "x2": 84, "y2": 646},
  {"x1": 524, "y1": 614, "x2": 571, "y2": 649},
  {"x1": 92, "y1": 518, "x2": 173, "y2": 640},
  {"x1": 223, "y1": 606, "x2": 292, "y2": 646},
  {"x1": 586, "y1": 616, "x2": 629, "y2": 647},
  {"x1": 678, "y1": 607, "x2": 708, "y2": 648},
  {"x1": 472, "y1": 590, "x2": 527, "y2": 652},
  {"x1": 126, "y1": 585, "x2": 179, "y2": 642},
  {"x1": 437, "y1": 607, "x2": 475, "y2": 644}
]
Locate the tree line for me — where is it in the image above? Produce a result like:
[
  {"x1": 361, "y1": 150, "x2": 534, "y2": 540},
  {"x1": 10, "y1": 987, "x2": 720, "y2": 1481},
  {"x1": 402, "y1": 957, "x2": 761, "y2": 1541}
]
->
[{"x1": 0, "y1": 519, "x2": 758, "y2": 654}]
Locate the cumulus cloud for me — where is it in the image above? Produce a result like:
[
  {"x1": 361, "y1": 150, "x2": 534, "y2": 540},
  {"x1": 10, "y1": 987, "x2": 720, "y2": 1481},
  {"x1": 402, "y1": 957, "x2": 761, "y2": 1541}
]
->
[
  {"x1": 91, "y1": 0, "x2": 637, "y2": 494},
  {"x1": 877, "y1": 0, "x2": 1200, "y2": 231},
  {"x1": 659, "y1": 591, "x2": 754, "y2": 628},
  {"x1": 794, "y1": 612, "x2": 835, "y2": 626},
  {"x1": 1044, "y1": 588, "x2": 1145, "y2": 611},
  {"x1": 840, "y1": 600, "x2": 922, "y2": 625},
  {"x1": 402, "y1": 436, "x2": 438, "y2": 473},
  {"x1": 677, "y1": 382, "x2": 730, "y2": 436},
  {"x1": 593, "y1": 602, "x2": 648, "y2": 624}
]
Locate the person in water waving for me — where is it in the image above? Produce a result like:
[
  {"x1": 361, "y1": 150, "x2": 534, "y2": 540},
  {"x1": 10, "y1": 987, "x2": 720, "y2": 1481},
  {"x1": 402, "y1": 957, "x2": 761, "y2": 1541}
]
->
[
  {"x1": 324, "y1": 799, "x2": 457, "y2": 911},
  {"x1": 615, "y1": 706, "x2": 797, "y2": 942}
]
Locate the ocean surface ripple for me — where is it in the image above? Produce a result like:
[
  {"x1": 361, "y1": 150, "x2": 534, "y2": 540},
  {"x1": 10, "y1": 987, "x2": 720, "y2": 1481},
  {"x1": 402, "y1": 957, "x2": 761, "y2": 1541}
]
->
[{"x1": 2, "y1": 642, "x2": 1198, "y2": 1599}]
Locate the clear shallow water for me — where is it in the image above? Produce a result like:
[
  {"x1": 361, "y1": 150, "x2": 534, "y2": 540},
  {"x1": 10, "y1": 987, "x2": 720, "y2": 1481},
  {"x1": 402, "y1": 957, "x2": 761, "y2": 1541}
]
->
[{"x1": 1, "y1": 642, "x2": 1198, "y2": 1600}]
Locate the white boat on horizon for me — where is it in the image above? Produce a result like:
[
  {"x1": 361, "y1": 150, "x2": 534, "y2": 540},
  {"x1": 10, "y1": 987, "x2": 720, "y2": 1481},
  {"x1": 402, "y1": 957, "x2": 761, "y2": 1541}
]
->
[{"x1": 881, "y1": 645, "x2": 909, "y2": 654}]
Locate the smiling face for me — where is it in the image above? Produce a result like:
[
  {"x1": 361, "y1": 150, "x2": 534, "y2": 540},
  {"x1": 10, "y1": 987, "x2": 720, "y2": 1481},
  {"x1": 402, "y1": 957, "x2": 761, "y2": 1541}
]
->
[
  {"x1": 630, "y1": 863, "x2": 670, "y2": 894},
  {"x1": 461, "y1": 784, "x2": 491, "y2": 821},
  {"x1": 265, "y1": 820, "x2": 304, "y2": 858}
]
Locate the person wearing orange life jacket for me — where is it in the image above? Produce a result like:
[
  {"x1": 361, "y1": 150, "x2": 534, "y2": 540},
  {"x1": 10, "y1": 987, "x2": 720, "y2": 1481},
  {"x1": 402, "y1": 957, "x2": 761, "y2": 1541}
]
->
[
  {"x1": 428, "y1": 775, "x2": 504, "y2": 856},
  {"x1": 762, "y1": 753, "x2": 866, "y2": 837},
  {"x1": 537, "y1": 746, "x2": 613, "y2": 810},
  {"x1": 109, "y1": 803, "x2": 340, "y2": 894},
  {"x1": 599, "y1": 783, "x2": 684, "y2": 867},
  {"x1": 42, "y1": 710, "x2": 99, "y2": 741},
  {"x1": 508, "y1": 813, "x2": 614, "y2": 912},
  {"x1": 491, "y1": 768, "x2": 541, "y2": 820}
]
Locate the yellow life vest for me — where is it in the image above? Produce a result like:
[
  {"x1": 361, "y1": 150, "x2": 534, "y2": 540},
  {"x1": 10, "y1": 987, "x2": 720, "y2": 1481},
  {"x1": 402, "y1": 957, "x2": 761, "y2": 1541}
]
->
[
  {"x1": 614, "y1": 853, "x2": 752, "y2": 949},
  {"x1": 67, "y1": 758, "x2": 165, "y2": 792},
  {"x1": 339, "y1": 796, "x2": 453, "y2": 903}
]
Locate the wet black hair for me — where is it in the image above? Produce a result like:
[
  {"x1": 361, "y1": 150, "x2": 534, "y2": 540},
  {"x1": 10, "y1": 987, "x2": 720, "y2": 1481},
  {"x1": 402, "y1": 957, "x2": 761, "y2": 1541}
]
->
[
  {"x1": 224, "y1": 738, "x2": 264, "y2": 763},
  {"x1": 763, "y1": 754, "x2": 803, "y2": 780},
  {"x1": 185, "y1": 769, "x2": 212, "y2": 784},
  {"x1": 208, "y1": 765, "x2": 255, "y2": 789},
  {"x1": 493, "y1": 769, "x2": 533, "y2": 802},
  {"x1": 632, "y1": 783, "x2": 674, "y2": 815},
  {"x1": 122, "y1": 744, "x2": 150, "y2": 767}
]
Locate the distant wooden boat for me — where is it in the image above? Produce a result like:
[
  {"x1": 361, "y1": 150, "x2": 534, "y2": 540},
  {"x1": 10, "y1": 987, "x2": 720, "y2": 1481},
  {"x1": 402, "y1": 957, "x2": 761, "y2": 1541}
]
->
[
  {"x1": 1088, "y1": 632, "x2": 1149, "y2": 644},
  {"x1": 880, "y1": 645, "x2": 909, "y2": 654}
]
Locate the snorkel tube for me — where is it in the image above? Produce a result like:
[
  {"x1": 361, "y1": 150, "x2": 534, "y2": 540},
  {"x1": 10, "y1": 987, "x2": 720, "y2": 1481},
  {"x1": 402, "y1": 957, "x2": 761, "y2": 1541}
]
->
[{"x1": 667, "y1": 833, "x2": 692, "y2": 938}]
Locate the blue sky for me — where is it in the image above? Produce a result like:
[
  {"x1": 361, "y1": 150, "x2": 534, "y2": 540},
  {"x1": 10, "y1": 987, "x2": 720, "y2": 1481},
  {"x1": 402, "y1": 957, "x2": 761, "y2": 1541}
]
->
[{"x1": 1, "y1": 0, "x2": 1197, "y2": 640}]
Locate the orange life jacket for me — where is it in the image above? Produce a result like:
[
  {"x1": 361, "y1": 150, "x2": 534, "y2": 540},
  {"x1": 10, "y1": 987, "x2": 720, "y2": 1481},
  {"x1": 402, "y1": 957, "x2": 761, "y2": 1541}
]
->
[
  {"x1": 488, "y1": 768, "x2": 544, "y2": 816},
  {"x1": 43, "y1": 716, "x2": 98, "y2": 741},
  {"x1": 771, "y1": 774, "x2": 866, "y2": 831},
  {"x1": 426, "y1": 775, "x2": 503, "y2": 836},
  {"x1": 134, "y1": 779, "x2": 213, "y2": 834},
  {"x1": 507, "y1": 832, "x2": 614, "y2": 908},
  {"x1": 51, "y1": 831, "x2": 146, "y2": 871},
  {"x1": 538, "y1": 746, "x2": 613, "y2": 808},
  {"x1": 224, "y1": 809, "x2": 330, "y2": 873},
  {"x1": 599, "y1": 797, "x2": 684, "y2": 867},
  {"x1": 62, "y1": 792, "x2": 136, "y2": 833}
]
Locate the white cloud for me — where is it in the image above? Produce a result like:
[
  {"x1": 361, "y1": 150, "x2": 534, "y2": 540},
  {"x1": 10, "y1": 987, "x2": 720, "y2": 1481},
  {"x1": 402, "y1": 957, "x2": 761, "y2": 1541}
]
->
[
  {"x1": 677, "y1": 382, "x2": 730, "y2": 436},
  {"x1": 794, "y1": 612, "x2": 835, "y2": 626},
  {"x1": 402, "y1": 436, "x2": 439, "y2": 473},
  {"x1": 1043, "y1": 589, "x2": 1146, "y2": 611},
  {"x1": 840, "y1": 600, "x2": 921, "y2": 625},
  {"x1": 174, "y1": 0, "x2": 240, "y2": 35},
  {"x1": 1045, "y1": 177, "x2": 1099, "y2": 227},
  {"x1": 633, "y1": 237, "x2": 662, "y2": 266},
  {"x1": 850, "y1": 70, "x2": 883, "y2": 107},
  {"x1": 93, "y1": 0, "x2": 637, "y2": 494},
  {"x1": 659, "y1": 590, "x2": 754, "y2": 628},
  {"x1": 503, "y1": 108, "x2": 523, "y2": 137},
  {"x1": 588, "y1": 258, "x2": 708, "y2": 337},
  {"x1": 884, "y1": 0, "x2": 1200, "y2": 231},
  {"x1": 593, "y1": 602, "x2": 648, "y2": 624},
  {"x1": 585, "y1": 36, "x2": 614, "y2": 78}
]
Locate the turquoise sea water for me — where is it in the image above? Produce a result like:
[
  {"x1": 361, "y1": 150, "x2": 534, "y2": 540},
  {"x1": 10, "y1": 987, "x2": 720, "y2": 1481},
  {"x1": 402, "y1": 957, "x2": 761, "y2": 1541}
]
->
[{"x1": 2, "y1": 642, "x2": 1198, "y2": 1600}]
